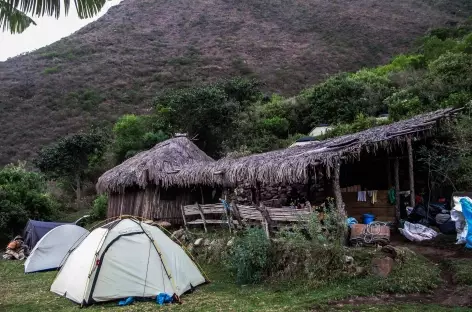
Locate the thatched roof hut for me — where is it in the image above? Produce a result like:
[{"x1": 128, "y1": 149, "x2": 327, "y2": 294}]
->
[
  {"x1": 96, "y1": 136, "x2": 215, "y2": 222},
  {"x1": 97, "y1": 136, "x2": 214, "y2": 194},
  {"x1": 172, "y1": 108, "x2": 461, "y2": 187}
]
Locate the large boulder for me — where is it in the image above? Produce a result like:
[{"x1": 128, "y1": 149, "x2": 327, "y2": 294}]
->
[{"x1": 371, "y1": 257, "x2": 394, "y2": 277}]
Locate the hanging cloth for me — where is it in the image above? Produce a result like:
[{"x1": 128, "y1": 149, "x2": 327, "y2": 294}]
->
[
  {"x1": 357, "y1": 191, "x2": 367, "y2": 202},
  {"x1": 368, "y1": 190, "x2": 378, "y2": 204},
  {"x1": 388, "y1": 188, "x2": 396, "y2": 205}
]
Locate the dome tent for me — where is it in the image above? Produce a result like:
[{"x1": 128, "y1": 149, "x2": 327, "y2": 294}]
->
[
  {"x1": 23, "y1": 220, "x2": 68, "y2": 250},
  {"x1": 24, "y1": 224, "x2": 89, "y2": 273},
  {"x1": 50, "y1": 218, "x2": 206, "y2": 306}
]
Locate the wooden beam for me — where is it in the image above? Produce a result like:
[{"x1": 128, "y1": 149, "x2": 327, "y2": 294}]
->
[
  {"x1": 394, "y1": 158, "x2": 401, "y2": 222},
  {"x1": 195, "y1": 202, "x2": 208, "y2": 233},
  {"x1": 231, "y1": 201, "x2": 245, "y2": 227},
  {"x1": 180, "y1": 205, "x2": 188, "y2": 230},
  {"x1": 406, "y1": 136, "x2": 415, "y2": 208},
  {"x1": 332, "y1": 159, "x2": 345, "y2": 218},
  {"x1": 255, "y1": 204, "x2": 273, "y2": 238}
]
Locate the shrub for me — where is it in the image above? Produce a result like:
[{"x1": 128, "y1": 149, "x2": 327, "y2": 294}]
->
[
  {"x1": 227, "y1": 227, "x2": 271, "y2": 284},
  {"x1": 90, "y1": 194, "x2": 108, "y2": 221},
  {"x1": 43, "y1": 66, "x2": 60, "y2": 74},
  {"x1": 0, "y1": 163, "x2": 58, "y2": 242}
]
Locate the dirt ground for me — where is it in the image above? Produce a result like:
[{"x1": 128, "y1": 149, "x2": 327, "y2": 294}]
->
[{"x1": 328, "y1": 233, "x2": 472, "y2": 309}]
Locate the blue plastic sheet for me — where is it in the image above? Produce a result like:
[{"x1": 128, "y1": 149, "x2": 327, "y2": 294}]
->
[
  {"x1": 346, "y1": 217, "x2": 358, "y2": 228},
  {"x1": 459, "y1": 198, "x2": 472, "y2": 249},
  {"x1": 157, "y1": 293, "x2": 174, "y2": 306},
  {"x1": 118, "y1": 297, "x2": 134, "y2": 306}
]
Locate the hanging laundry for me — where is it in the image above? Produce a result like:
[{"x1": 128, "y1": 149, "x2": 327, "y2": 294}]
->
[
  {"x1": 357, "y1": 191, "x2": 367, "y2": 202},
  {"x1": 367, "y1": 190, "x2": 378, "y2": 204}
]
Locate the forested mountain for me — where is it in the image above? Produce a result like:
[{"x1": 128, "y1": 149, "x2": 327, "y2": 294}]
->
[{"x1": 1, "y1": 0, "x2": 471, "y2": 165}]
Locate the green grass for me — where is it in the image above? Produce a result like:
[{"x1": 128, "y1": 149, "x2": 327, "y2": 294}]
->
[
  {"x1": 0, "y1": 251, "x2": 453, "y2": 312},
  {"x1": 449, "y1": 258, "x2": 472, "y2": 285},
  {"x1": 43, "y1": 66, "x2": 61, "y2": 74}
]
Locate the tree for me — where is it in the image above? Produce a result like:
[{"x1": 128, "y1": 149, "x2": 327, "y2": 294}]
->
[
  {"x1": 112, "y1": 114, "x2": 168, "y2": 163},
  {"x1": 1, "y1": 0, "x2": 106, "y2": 34},
  {"x1": 0, "y1": 163, "x2": 57, "y2": 241},
  {"x1": 34, "y1": 130, "x2": 107, "y2": 201}
]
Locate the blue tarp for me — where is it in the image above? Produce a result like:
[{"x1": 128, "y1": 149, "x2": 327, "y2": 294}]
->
[
  {"x1": 459, "y1": 198, "x2": 472, "y2": 249},
  {"x1": 23, "y1": 220, "x2": 68, "y2": 249}
]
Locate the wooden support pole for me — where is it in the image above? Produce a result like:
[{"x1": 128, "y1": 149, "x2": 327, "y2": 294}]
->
[
  {"x1": 195, "y1": 202, "x2": 208, "y2": 233},
  {"x1": 406, "y1": 137, "x2": 416, "y2": 208},
  {"x1": 180, "y1": 205, "x2": 188, "y2": 230},
  {"x1": 255, "y1": 203, "x2": 273, "y2": 238},
  {"x1": 231, "y1": 201, "x2": 245, "y2": 227},
  {"x1": 332, "y1": 159, "x2": 345, "y2": 218},
  {"x1": 394, "y1": 158, "x2": 401, "y2": 222}
]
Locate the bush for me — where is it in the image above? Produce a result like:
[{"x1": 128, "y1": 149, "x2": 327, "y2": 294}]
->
[
  {"x1": 90, "y1": 194, "x2": 108, "y2": 221},
  {"x1": 0, "y1": 163, "x2": 58, "y2": 243},
  {"x1": 227, "y1": 227, "x2": 271, "y2": 284}
]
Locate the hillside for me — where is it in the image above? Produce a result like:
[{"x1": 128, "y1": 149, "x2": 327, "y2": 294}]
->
[{"x1": 1, "y1": 0, "x2": 472, "y2": 165}]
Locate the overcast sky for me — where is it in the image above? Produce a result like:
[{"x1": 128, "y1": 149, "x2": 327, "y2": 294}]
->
[{"x1": 0, "y1": 0, "x2": 122, "y2": 61}]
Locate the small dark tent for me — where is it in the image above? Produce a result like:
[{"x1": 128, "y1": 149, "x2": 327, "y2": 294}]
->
[{"x1": 23, "y1": 220, "x2": 67, "y2": 249}]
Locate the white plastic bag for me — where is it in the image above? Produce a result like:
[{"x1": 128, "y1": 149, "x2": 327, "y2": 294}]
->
[{"x1": 399, "y1": 221, "x2": 438, "y2": 242}]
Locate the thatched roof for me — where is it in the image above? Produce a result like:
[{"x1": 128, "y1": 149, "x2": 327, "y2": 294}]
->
[
  {"x1": 171, "y1": 108, "x2": 461, "y2": 187},
  {"x1": 96, "y1": 136, "x2": 213, "y2": 193}
]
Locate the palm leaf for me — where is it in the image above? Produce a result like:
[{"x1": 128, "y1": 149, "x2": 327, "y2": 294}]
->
[
  {"x1": 5, "y1": 0, "x2": 106, "y2": 19},
  {"x1": 0, "y1": 0, "x2": 36, "y2": 34}
]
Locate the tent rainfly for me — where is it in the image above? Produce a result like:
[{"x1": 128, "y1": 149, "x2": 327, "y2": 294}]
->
[
  {"x1": 50, "y1": 218, "x2": 206, "y2": 306},
  {"x1": 24, "y1": 224, "x2": 89, "y2": 273},
  {"x1": 23, "y1": 220, "x2": 68, "y2": 250}
]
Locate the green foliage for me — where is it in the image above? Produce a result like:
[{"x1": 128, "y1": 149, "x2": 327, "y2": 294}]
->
[
  {"x1": 301, "y1": 72, "x2": 393, "y2": 125},
  {"x1": 67, "y1": 89, "x2": 105, "y2": 111},
  {"x1": 112, "y1": 114, "x2": 168, "y2": 162},
  {"x1": 42, "y1": 66, "x2": 60, "y2": 74},
  {"x1": 90, "y1": 194, "x2": 107, "y2": 221},
  {"x1": 227, "y1": 227, "x2": 271, "y2": 284},
  {"x1": 154, "y1": 78, "x2": 260, "y2": 157},
  {"x1": 34, "y1": 130, "x2": 108, "y2": 200},
  {"x1": 322, "y1": 114, "x2": 391, "y2": 139},
  {"x1": 0, "y1": 163, "x2": 57, "y2": 242},
  {"x1": 448, "y1": 259, "x2": 472, "y2": 285}
]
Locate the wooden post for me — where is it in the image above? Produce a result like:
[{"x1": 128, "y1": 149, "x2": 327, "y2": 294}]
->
[
  {"x1": 256, "y1": 204, "x2": 273, "y2": 238},
  {"x1": 200, "y1": 187, "x2": 205, "y2": 204},
  {"x1": 180, "y1": 205, "x2": 188, "y2": 230},
  {"x1": 332, "y1": 159, "x2": 345, "y2": 218},
  {"x1": 406, "y1": 137, "x2": 416, "y2": 208},
  {"x1": 394, "y1": 158, "x2": 401, "y2": 222},
  {"x1": 195, "y1": 202, "x2": 208, "y2": 233},
  {"x1": 231, "y1": 201, "x2": 245, "y2": 227}
]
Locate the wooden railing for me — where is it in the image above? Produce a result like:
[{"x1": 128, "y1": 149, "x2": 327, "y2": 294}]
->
[{"x1": 181, "y1": 202, "x2": 312, "y2": 232}]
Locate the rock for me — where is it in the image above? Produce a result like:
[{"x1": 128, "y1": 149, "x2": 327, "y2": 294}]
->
[
  {"x1": 344, "y1": 255, "x2": 354, "y2": 264},
  {"x1": 203, "y1": 238, "x2": 211, "y2": 246},
  {"x1": 227, "y1": 238, "x2": 234, "y2": 247},
  {"x1": 194, "y1": 238, "x2": 203, "y2": 246},
  {"x1": 355, "y1": 266, "x2": 366, "y2": 275},
  {"x1": 371, "y1": 257, "x2": 394, "y2": 278},
  {"x1": 171, "y1": 229, "x2": 185, "y2": 240}
]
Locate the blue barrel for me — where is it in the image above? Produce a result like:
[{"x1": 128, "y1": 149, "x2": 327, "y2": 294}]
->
[{"x1": 363, "y1": 213, "x2": 375, "y2": 224}]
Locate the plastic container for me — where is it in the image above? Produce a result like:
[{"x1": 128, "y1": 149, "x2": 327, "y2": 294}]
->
[{"x1": 363, "y1": 213, "x2": 375, "y2": 224}]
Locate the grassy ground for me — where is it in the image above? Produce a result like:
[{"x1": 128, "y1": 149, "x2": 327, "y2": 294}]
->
[
  {"x1": 448, "y1": 259, "x2": 472, "y2": 286},
  {"x1": 0, "y1": 255, "x2": 469, "y2": 312}
]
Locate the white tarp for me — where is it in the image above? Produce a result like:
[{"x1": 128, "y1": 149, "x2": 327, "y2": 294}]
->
[
  {"x1": 24, "y1": 224, "x2": 89, "y2": 273},
  {"x1": 451, "y1": 196, "x2": 472, "y2": 244},
  {"x1": 50, "y1": 219, "x2": 205, "y2": 305},
  {"x1": 399, "y1": 221, "x2": 438, "y2": 242}
]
